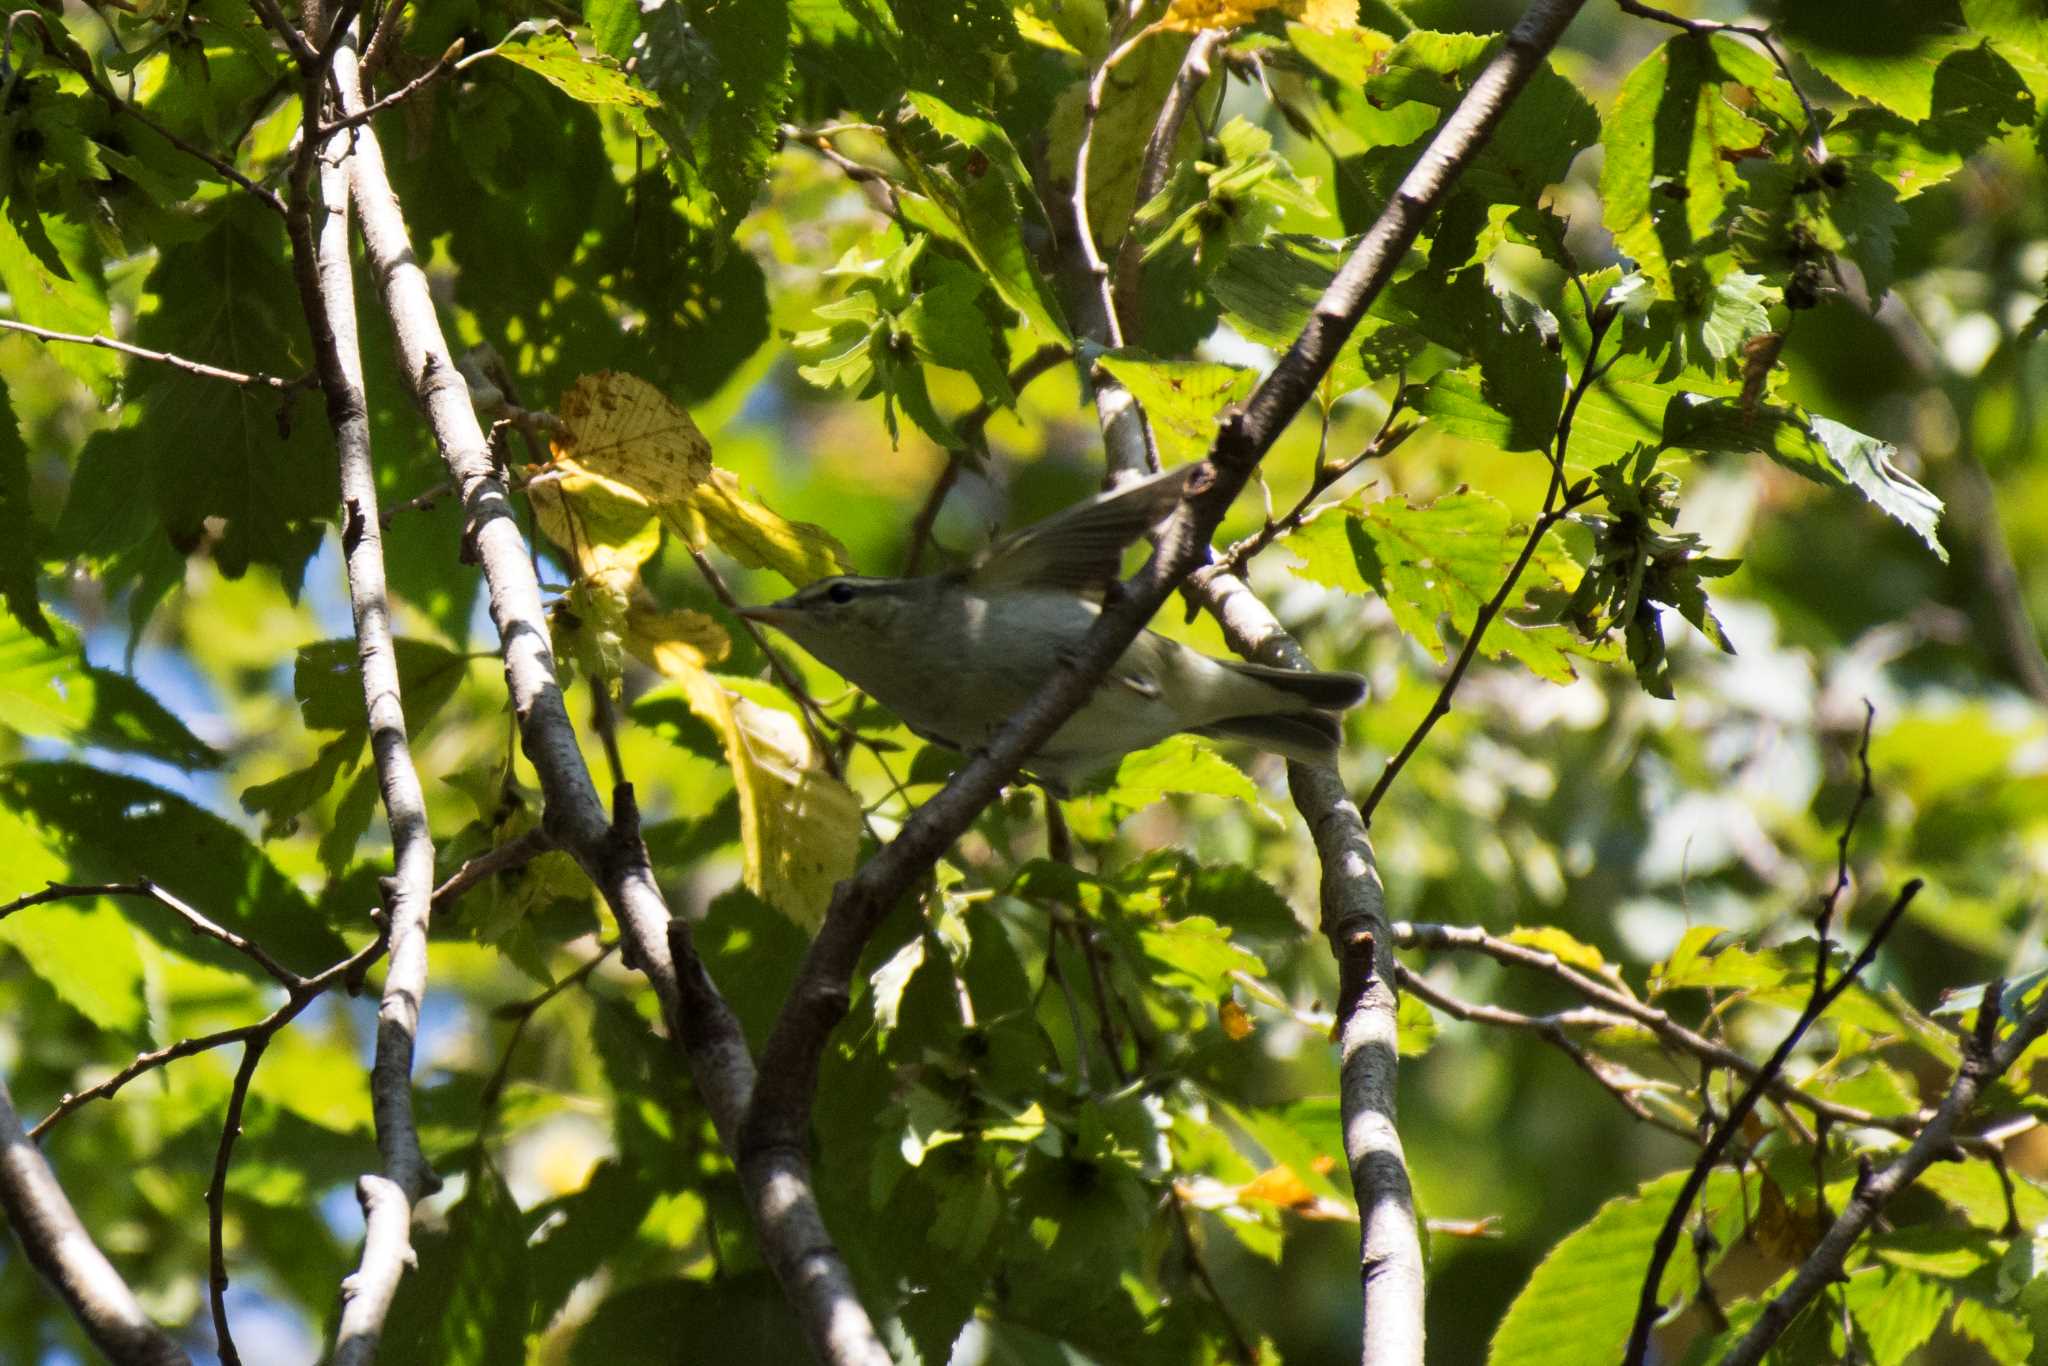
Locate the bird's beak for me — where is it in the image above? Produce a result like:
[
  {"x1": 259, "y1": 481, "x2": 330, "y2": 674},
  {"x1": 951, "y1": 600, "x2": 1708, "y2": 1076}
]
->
[{"x1": 737, "y1": 602, "x2": 790, "y2": 627}]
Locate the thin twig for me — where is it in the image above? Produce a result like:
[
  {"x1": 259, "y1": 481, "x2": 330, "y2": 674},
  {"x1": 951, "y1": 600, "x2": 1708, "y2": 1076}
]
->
[
  {"x1": 1393, "y1": 963, "x2": 1697, "y2": 1142},
  {"x1": 430, "y1": 828, "x2": 556, "y2": 909},
  {"x1": 7, "y1": 8, "x2": 285, "y2": 215},
  {"x1": 1196, "y1": 402, "x2": 1416, "y2": 589},
  {"x1": 1621, "y1": 880, "x2": 1924, "y2": 1366},
  {"x1": 779, "y1": 123, "x2": 901, "y2": 218},
  {"x1": 1170, "y1": 1192, "x2": 1259, "y2": 1365},
  {"x1": 30, "y1": 936, "x2": 389, "y2": 1140},
  {"x1": 0, "y1": 880, "x2": 304, "y2": 990},
  {"x1": 1613, "y1": 0, "x2": 1826, "y2": 159},
  {"x1": 0, "y1": 319, "x2": 313, "y2": 393},
  {"x1": 479, "y1": 940, "x2": 619, "y2": 1116},
  {"x1": 1359, "y1": 303, "x2": 1616, "y2": 825},
  {"x1": 316, "y1": 37, "x2": 463, "y2": 137},
  {"x1": 1391, "y1": 919, "x2": 1975, "y2": 1144},
  {"x1": 207, "y1": 1034, "x2": 270, "y2": 1366},
  {"x1": 1717, "y1": 980, "x2": 2048, "y2": 1366}
]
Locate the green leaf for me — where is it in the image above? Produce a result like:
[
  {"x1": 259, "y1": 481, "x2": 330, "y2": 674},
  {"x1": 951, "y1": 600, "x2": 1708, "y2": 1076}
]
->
[
  {"x1": 1488, "y1": 1167, "x2": 1747, "y2": 1366},
  {"x1": 1660, "y1": 395, "x2": 1947, "y2": 560},
  {"x1": 1095, "y1": 353, "x2": 1257, "y2": 467},
  {"x1": 0, "y1": 615, "x2": 221, "y2": 769},
  {"x1": 0, "y1": 761, "x2": 349, "y2": 975},
  {"x1": 1599, "y1": 34, "x2": 1778, "y2": 298},
  {"x1": 0, "y1": 380, "x2": 49, "y2": 641},
  {"x1": 1781, "y1": 1, "x2": 1979, "y2": 123},
  {"x1": 489, "y1": 22, "x2": 659, "y2": 109},
  {"x1": 1384, "y1": 268, "x2": 1564, "y2": 452},
  {"x1": 1336, "y1": 493, "x2": 1586, "y2": 684},
  {"x1": 637, "y1": 0, "x2": 793, "y2": 237},
  {"x1": 118, "y1": 203, "x2": 329, "y2": 586},
  {"x1": 379, "y1": 1157, "x2": 532, "y2": 1366},
  {"x1": 0, "y1": 209, "x2": 117, "y2": 400},
  {"x1": 1139, "y1": 915, "x2": 1264, "y2": 996},
  {"x1": 0, "y1": 810, "x2": 147, "y2": 1033},
  {"x1": 1084, "y1": 734, "x2": 1268, "y2": 817},
  {"x1": 1842, "y1": 1266, "x2": 1950, "y2": 1366},
  {"x1": 898, "y1": 169, "x2": 1069, "y2": 343},
  {"x1": 1951, "y1": 1296, "x2": 2035, "y2": 1362}
]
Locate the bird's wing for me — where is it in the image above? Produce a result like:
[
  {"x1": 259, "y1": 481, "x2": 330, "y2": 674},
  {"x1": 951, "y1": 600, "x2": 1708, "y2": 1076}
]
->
[{"x1": 966, "y1": 465, "x2": 1196, "y2": 592}]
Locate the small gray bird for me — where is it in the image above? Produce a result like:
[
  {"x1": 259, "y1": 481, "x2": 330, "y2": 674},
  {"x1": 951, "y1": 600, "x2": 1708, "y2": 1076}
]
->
[{"x1": 739, "y1": 465, "x2": 1366, "y2": 788}]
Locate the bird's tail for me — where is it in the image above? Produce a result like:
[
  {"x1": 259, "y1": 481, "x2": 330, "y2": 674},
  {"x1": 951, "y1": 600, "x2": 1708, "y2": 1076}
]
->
[
  {"x1": 1189, "y1": 660, "x2": 1365, "y2": 767},
  {"x1": 1191, "y1": 711, "x2": 1345, "y2": 767},
  {"x1": 1217, "y1": 658, "x2": 1368, "y2": 710}
]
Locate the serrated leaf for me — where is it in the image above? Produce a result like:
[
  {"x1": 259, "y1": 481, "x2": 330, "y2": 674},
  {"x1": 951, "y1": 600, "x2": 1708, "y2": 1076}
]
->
[
  {"x1": 549, "y1": 372, "x2": 848, "y2": 586},
  {"x1": 1842, "y1": 1266, "x2": 1950, "y2": 1366},
  {"x1": 1660, "y1": 395, "x2": 1946, "y2": 560},
  {"x1": 637, "y1": 0, "x2": 793, "y2": 236},
  {"x1": 1504, "y1": 925, "x2": 1608, "y2": 973},
  {"x1": 1139, "y1": 915, "x2": 1263, "y2": 996},
  {"x1": 1780, "y1": 2, "x2": 1980, "y2": 123},
  {"x1": 632, "y1": 669, "x2": 859, "y2": 929},
  {"x1": 1487, "y1": 1167, "x2": 1747, "y2": 1366},
  {"x1": 1086, "y1": 733, "x2": 1269, "y2": 819},
  {"x1": 1599, "y1": 34, "x2": 1777, "y2": 298},
  {"x1": 0, "y1": 615, "x2": 221, "y2": 769},
  {"x1": 0, "y1": 873, "x2": 145, "y2": 1036},
  {"x1": 0, "y1": 208, "x2": 118, "y2": 399},
  {"x1": 489, "y1": 22, "x2": 659, "y2": 108},
  {"x1": 121, "y1": 203, "x2": 329, "y2": 585},
  {"x1": 1342, "y1": 493, "x2": 1585, "y2": 683},
  {"x1": 1095, "y1": 353, "x2": 1256, "y2": 466}
]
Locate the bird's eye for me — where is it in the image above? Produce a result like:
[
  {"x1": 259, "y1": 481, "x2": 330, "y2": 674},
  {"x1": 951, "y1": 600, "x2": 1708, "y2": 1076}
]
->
[{"x1": 826, "y1": 581, "x2": 856, "y2": 605}]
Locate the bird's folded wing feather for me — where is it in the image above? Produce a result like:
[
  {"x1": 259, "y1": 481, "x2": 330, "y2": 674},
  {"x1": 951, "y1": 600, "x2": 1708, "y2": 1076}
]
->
[{"x1": 967, "y1": 465, "x2": 1196, "y2": 592}]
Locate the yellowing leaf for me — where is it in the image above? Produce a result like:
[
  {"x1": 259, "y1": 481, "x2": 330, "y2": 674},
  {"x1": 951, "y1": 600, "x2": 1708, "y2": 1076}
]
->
[
  {"x1": 640, "y1": 656, "x2": 859, "y2": 929},
  {"x1": 1504, "y1": 925, "x2": 1609, "y2": 974},
  {"x1": 665, "y1": 467, "x2": 850, "y2": 588},
  {"x1": 1220, "y1": 997, "x2": 1254, "y2": 1040},
  {"x1": 550, "y1": 372, "x2": 849, "y2": 588},
  {"x1": 1238, "y1": 1164, "x2": 1317, "y2": 1207},
  {"x1": 623, "y1": 601, "x2": 730, "y2": 677},
  {"x1": 525, "y1": 459, "x2": 661, "y2": 581},
  {"x1": 556, "y1": 371, "x2": 713, "y2": 502},
  {"x1": 1160, "y1": 0, "x2": 1356, "y2": 33}
]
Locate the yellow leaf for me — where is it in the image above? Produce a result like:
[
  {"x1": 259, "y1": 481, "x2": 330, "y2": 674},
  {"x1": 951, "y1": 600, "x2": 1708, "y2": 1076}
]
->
[
  {"x1": 1159, "y1": 0, "x2": 1356, "y2": 34},
  {"x1": 553, "y1": 371, "x2": 849, "y2": 588},
  {"x1": 1238, "y1": 1164, "x2": 1317, "y2": 1208},
  {"x1": 623, "y1": 600, "x2": 731, "y2": 677},
  {"x1": 1504, "y1": 925, "x2": 1609, "y2": 973},
  {"x1": 526, "y1": 459, "x2": 662, "y2": 581},
  {"x1": 665, "y1": 467, "x2": 850, "y2": 589},
  {"x1": 639, "y1": 650, "x2": 859, "y2": 929},
  {"x1": 1220, "y1": 998, "x2": 1254, "y2": 1040},
  {"x1": 556, "y1": 371, "x2": 713, "y2": 503}
]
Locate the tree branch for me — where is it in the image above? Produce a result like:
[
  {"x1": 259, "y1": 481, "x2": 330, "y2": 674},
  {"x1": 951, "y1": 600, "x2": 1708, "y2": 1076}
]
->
[
  {"x1": 250, "y1": 13, "x2": 446, "y2": 1358},
  {"x1": 0, "y1": 880, "x2": 305, "y2": 990},
  {"x1": 327, "y1": 40, "x2": 890, "y2": 1366},
  {"x1": 0, "y1": 319, "x2": 312, "y2": 393},
  {"x1": 743, "y1": 14, "x2": 1591, "y2": 1366},
  {"x1": 1621, "y1": 879, "x2": 1924, "y2": 1366},
  {"x1": 0, "y1": 1075, "x2": 191, "y2": 1366},
  {"x1": 1392, "y1": 962, "x2": 1697, "y2": 1142},
  {"x1": 1717, "y1": 981, "x2": 2048, "y2": 1366}
]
